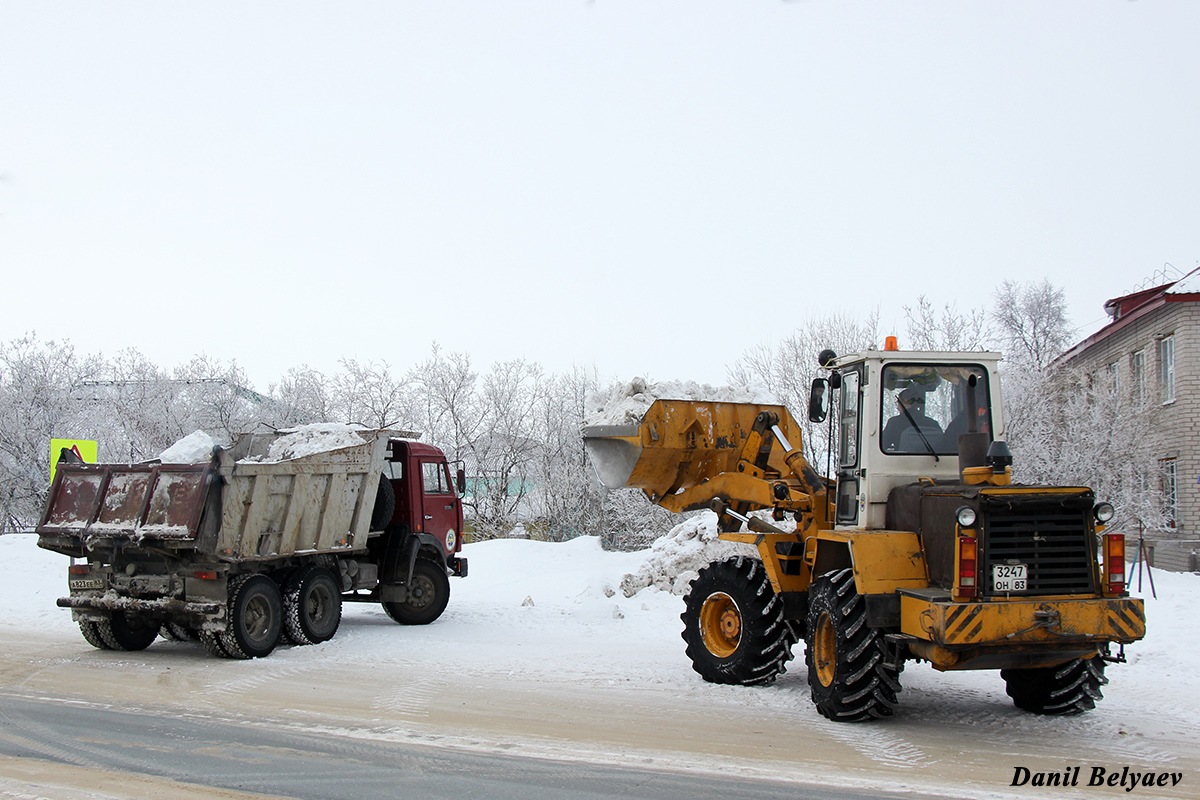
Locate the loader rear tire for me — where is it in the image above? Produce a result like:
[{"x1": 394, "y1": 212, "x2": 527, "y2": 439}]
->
[
  {"x1": 219, "y1": 574, "x2": 282, "y2": 659},
  {"x1": 1002, "y1": 657, "x2": 1107, "y2": 715},
  {"x1": 680, "y1": 557, "x2": 798, "y2": 687},
  {"x1": 382, "y1": 558, "x2": 450, "y2": 625},
  {"x1": 805, "y1": 568, "x2": 903, "y2": 722},
  {"x1": 95, "y1": 612, "x2": 160, "y2": 651},
  {"x1": 283, "y1": 566, "x2": 342, "y2": 645},
  {"x1": 79, "y1": 620, "x2": 113, "y2": 650}
]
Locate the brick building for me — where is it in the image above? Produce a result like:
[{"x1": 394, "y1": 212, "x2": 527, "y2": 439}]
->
[{"x1": 1057, "y1": 267, "x2": 1200, "y2": 572}]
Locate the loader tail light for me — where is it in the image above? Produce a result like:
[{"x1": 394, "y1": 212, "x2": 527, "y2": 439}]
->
[
  {"x1": 1104, "y1": 533, "x2": 1126, "y2": 595},
  {"x1": 955, "y1": 536, "x2": 978, "y2": 600}
]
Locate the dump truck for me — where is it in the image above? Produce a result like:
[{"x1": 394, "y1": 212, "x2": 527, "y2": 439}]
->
[
  {"x1": 584, "y1": 346, "x2": 1145, "y2": 721},
  {"x1": 36, "y1": 427, "x2": 467, "y2": 659}
]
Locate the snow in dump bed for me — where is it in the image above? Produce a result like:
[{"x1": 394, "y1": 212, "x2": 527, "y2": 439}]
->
[
  {"x1": 262, "y1": 422, "x2": 369, "y2": 461},
  {"x1": 583, "y1": 377, "x2": 778, "y2": 427},
  {"x1": 158, "y1": 430, "x2": 217, "y2": 463}
]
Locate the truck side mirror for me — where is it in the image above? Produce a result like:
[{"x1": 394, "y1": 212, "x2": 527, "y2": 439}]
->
[
  {"x1": 809, "y1": 378, "x2": 830, "y2": 423},
  {"x1": 456, "y1": 468, "x2": 466, "y2": 495}
]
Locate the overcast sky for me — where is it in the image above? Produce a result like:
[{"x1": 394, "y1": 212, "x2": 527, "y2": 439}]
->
[{"x1": 2, "y1": 1, "x2": 1197, "y2": 391}]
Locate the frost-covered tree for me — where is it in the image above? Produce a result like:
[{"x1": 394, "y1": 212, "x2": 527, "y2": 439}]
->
[
  {"x1": 332, "y1": 358, "x2": 413, "y2": 430},
  {"x1": 903, "y1": 295, "x2": 987, "y2": 352},
  {"x1": 727, "y1": 309, "x2": 879, "y2": 470},
  {"x1": 267, "y1": 365, "x2": 335, "y2": 428},
  {"x1": 991, "y1": 279, "x2": 1073, "y2": 370},
  {"x1": 0, "y1": 334, "x2": 101, "y2": 531}
]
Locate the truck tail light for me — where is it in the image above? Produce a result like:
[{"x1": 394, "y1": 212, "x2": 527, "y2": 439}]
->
[
  {"x1": 193, "y1": 570, "x2": 218, "y2": 580},
  {"x1": 68, "y1": 564, "x2": 90, "y2": 575},
  {"x1": 955, "y1": 536, "x2": 978, "y2": 600},
  {"x1": 1104, "y1": 533, "x2": 1126, "y2": 595}
]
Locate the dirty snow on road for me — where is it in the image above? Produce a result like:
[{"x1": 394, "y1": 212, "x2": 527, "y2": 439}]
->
[{"x1": 2, "y1": 532, "x2": 1197, "y2": 799}]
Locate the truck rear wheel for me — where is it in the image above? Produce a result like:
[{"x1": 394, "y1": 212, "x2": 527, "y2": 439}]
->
[
  {"x1": 79, "y1": 620, "x2": 113, "y2": 650},
  {"x1": 805, "y1": 568, "x2": 902, "y2": 722},
  {"x1": 1002, "y1": 657, "x2": 1107, "y2": 715},
  {"x1": 220, "y1": 574, "x2": 283, "y2": 659},
  {"x1": 680, "y1": 557, "x2": 798, "y2": 687},
  {"x1": 283, "y1": 566, "x2": 342, "y2": 645},
  {"x1": 382, "y1": 558, "x2": 450, "y2": 625},
  {"x1": 95, "y1": 611, "x2": 161, "y2": 651}
]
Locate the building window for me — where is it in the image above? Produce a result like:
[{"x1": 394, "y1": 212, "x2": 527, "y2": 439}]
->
[
  {"x1": 1160, "y1": 458, "x2": 1178, "y2": 529},
  {"x1": 1131, "y1": 349, "x2": 1146, "y2": 405},
  {"x1": 1159, "y1": 335, "x2": 1175, "y2": 404},
  {"x1": 1106, "y1": 360, "x2": 1120, "y2": 392}
]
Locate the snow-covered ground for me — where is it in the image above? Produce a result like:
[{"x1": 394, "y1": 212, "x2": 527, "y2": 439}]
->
[{"x1": 2, "y1": 532, "x2": 1197, "y2": 799}]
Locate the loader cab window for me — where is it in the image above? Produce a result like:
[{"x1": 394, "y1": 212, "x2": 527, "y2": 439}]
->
[
  {"x1": 880, "y1": 364, "x2": 991, "y2": 456},
  {"x1": 836, "y1": 367, "x2": 862, "y2": 525}
]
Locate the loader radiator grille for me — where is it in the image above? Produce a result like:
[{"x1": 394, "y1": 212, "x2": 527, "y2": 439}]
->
[{"x1": 982, "y1": 497, "x2": 1095, "y2": 596}]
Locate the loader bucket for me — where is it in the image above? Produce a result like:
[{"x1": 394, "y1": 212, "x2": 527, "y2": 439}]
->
[{"x1": 583, "y1": 399, "x2": 803, "y2": 500}]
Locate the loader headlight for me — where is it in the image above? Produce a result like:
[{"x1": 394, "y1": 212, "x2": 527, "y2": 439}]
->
[
  {"x1": 1094, "y1": 502, "x2": 1115, "y2": 524},
  {"x1": 956, "y1": 506, "x2": 977, "y2": 528}
]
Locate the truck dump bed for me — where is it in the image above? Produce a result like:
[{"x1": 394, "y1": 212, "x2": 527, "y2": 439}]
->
[{"x1": 38, "y1": 429, "x2": 389, "y2": 562}]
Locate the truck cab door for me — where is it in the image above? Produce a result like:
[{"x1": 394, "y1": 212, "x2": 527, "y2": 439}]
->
[
  {"x1": 418, "y1": 460, "x2": 461, "y2": 551},
  {"x1": 835, "y1": 367, "x2": 863, "y2": 526}
]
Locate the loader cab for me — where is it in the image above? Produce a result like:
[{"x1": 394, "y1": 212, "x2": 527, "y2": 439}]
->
[{"x1": 819, "y1": 350, "x2": 1005, "y2": 530}]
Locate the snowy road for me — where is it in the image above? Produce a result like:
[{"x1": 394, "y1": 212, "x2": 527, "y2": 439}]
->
[{"x1": 1, "y1": 534, "x2": 1197, "y2": 799}]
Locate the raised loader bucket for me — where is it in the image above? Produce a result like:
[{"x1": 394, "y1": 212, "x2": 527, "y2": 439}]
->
[{"x1": 583, "y1": 399, "x2": 803, "y2": 501}]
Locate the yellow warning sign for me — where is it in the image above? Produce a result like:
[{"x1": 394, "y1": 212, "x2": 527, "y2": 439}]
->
[{"x1": 50, "y1": 439, "x2": 98, "y2": 483}]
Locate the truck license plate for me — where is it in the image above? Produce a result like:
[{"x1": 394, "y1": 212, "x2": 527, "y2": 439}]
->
[
  {"x1": 992, "y1": 564, "x2": 1027, "y2": 592},
  {"x1": 69, "y1": 579, "x2": 105, "y2": 590}
]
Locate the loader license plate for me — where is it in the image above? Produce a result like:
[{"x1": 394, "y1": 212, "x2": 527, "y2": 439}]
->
[{"x1": 992, "y1": 564, "x2": 1027, "y2": 592}]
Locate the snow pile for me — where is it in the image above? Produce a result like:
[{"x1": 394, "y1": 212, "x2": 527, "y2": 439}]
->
[
  {"x1": 261, "y1": 423, "x2": 368, "y2": 462},
  {"x1": 618, "y1": 511, "x2": 757, "y2": 597},
  {"x1": 584, "y1": 378, "x2": 778, "y2": 427},
  {"x1": 158, "y1": 431, "x2": 217, "y2": 463}
]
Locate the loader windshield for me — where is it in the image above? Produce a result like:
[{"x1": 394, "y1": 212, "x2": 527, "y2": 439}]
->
[{"x1": 880, "y1": 364, "x2": 991, "y2": 456}]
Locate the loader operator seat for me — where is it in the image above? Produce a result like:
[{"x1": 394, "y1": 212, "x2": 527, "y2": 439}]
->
[{"x1": 882, "y1": 387, "x2": 943, "y2": 453}]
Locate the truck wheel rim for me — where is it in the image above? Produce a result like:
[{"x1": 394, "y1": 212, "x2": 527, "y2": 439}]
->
[
  {"x1": 245, "y1": 595, "x2": 272, "y2": 640},
  {"x1": 814, "y1": 612, "x2": 836, "y2": 687},
  {"x1": 407, "y1": 575, "x2": 435, "y2": 610},
  {"x1": 699, "y1": 592, "x2": 741, "y2": 658}
]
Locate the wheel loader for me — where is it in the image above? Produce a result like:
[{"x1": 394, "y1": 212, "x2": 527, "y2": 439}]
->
[{"x1": 583, "y1": 344, "x2": 1144, "y2": 721}]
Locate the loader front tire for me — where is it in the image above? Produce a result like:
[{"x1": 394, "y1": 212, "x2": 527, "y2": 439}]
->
[
  {"x1": 1002, "y1": 657, "x2": 1107, "y2": 715},
  {"x1": 805, "y1": 568, "x2": 902, "y2": 722},
  {"x1": 680, "y1": 557, "x2": 797, "y2": 687}
]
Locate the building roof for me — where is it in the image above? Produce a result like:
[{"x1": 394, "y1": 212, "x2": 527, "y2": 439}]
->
[{"x1": 1058, "y1": 265, "x2": 1200, "y2": 363}]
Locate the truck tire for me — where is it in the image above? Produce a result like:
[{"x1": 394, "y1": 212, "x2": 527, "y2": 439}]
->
[
  {"x1": 805, "y1": 568, "x2": 903, "y2": 722},
  {"x1": 680, "y1": 556, "x2": 798, "y2": 687},
  {"x1": 371, "y1": 476, "x2": 395, "y2": 531},
  {"x1": 79, "y1": 620, "x2": 113, "y2": 650},
  {"x1": 282, "y1": 566, "x2": 342, "y2": 645},
  {"x1": 220, "y1": 574, "x2": 283, "y2": 659},
  {"x1": 1002, "y1": 657, "x2": 1107, "y2": 715},
  {"x1": 161, "y1": 622, "x2": 200, "y2": 642},
  {"x1": 382, "y1": 558, "x2": 450, "y2": 625},
  {"x1": 200, "y1": 631, "x2": 234, "y2": 658},
  {"x1": 95, "y1": 611, "x2": 161, "y2": 651}
]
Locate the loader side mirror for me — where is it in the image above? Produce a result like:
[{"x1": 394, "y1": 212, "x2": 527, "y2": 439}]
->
[{"x1": 809, "y1": 378, "x2": 830, "y2": 423}]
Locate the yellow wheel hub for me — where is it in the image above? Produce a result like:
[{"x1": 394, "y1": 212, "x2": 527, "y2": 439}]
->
[
  {"x1": 814, "y1": 612, "x2": 836, "y2": 687},
  {"x1": 699, "y1": 592, "x2": 741, "y2": 658}
]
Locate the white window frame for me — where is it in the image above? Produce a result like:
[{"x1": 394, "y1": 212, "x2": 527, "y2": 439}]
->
[
  {"x1": 1131, "y1": 349, "x2": 1146, "y2": 405},
  {"x1": 1160, "y1": 458, "x2": 1178, "y2": 529},
  {"x1": 1159, "y1": 335, "x2": 1175, "y2": 404}
]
